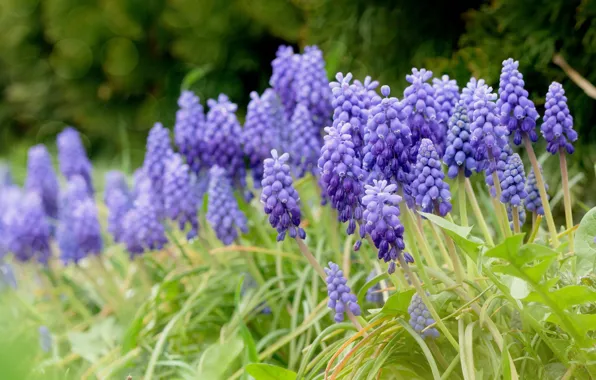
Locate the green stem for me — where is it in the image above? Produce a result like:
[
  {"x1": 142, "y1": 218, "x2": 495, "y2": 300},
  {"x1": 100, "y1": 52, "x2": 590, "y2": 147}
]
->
[
  {"x1": 524, "y1": 135, "x2": 559, "y2": 247},
  {"x1": 428, "y1": 220, "x2": 452, "y2": 269},
  {"x1": 444, "y1": 231, "x2": 465, "y2": 284},
  {"x1": 464, "y1": 178, "x2": 494, "y2": 247},
  {"x1": 512, "y1": 206, "x2": 521, "y2": 234},
  {"x1": 559, "y1": 150, "x2": 574, "y2": 256},
  {"x1": 458, "y1": 170, "x2": 468, "y2": 226},
  {"x1": 490, "y1": 168, "x2": 511, "y2": 238},
  {"x1": 403, "y1": 209, "x2": 436, "y2": 292},
  {"x1": 295, "y1": 237, "x2": 326, "y2": 280}
]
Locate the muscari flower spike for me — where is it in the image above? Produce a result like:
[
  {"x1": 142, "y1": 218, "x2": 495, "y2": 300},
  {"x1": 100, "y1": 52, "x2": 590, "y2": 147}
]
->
[
  {"x1": 524, "y1": 166, "x2": 547, "y2": 216},
  {"x1": 244, "y1": 91, "x2": 281, "y2": 186},
  {"x1": 470, "y1": 84, "x2": 509, "y2": 165},
  {"x1": 354, "y1": 76, "x2": 380, "y2": 110},
  {"x1": 499, "y1": 153, "x2": 528, "y2": 207},
  {"x1": 443, "y1": 103, "x2": 477, "y2": 178},
  {"x1": 408, "y1": 292, "x2": 440, "y2": 339},
  {"x1": 433, "y1": 75, "x2": 459, "y2": 147},
  {"x1": 293, "y1": 45, "x2": 333, "y2": 129},
  {"x1": 402, "y1": 68, "x2": 443, "y2": 153},
  {"x1": 461, "y1": 77, "x2": 486, "y2": 119},
  {"x1": 104, "y1": 171, "x2": 132, "y2": 243},
  {"x1": 25, "y1": 145, "x2": 60, "y2": 219},
  {"x1": 0, "y1": 162, "x2": 12, "y2": 187},
  {"x1": 261, "y1": 150, "x2": 305, "y2": 241},
  {"x1": 497, "y1": 58, "x2": 540, "y2": 145},
  {"x1": 174, "y1": 90, "x2": 205, "y2": 173},
  {"x1": 3, "y1": 192, "x2": 51, "y2": 265},
  {"x1": 59, "y1": 197, "x2": 102, "y2": 265},
  {"x1": 485, "y1": 144, "x2": 512, "y2": 197},
  {"x1": 289, "y1": 102, "x2": 321, "y2": 178},
  {"x1": 121, "y1": 192, "x2": 168, "y2": 258},
  {"x1": 261, "y1": 88, "x2": 287, "y2": 150},
  {"x1": 0, "y1": 259, "x2": 17, "y2": 290},
  {"x1": 57, "y1": 127, "x2": 94, "y2": 193},
  {"x1": 270, "y1": 45, "x2": 300, "y2": 119},
  {"x1": 362, "y1": 85, "x2": 413, "y2": 188},
  {"x1": 362, "y1": 180, "x2": 413, "y2": 274},
  {"x1": 163, "y1": 154, "x2": 199, "y2": 240},
  {"x1": 318, "y1": 122, "x2": 365, "y2": 243},
  {"x1": 411, "y1": 139, "x2": 452, "y2": 216},
  {"x1": 541, "y1": 82, "x2": 577, "y2": 154},
  {"x1": 365, "y1": 270, "x2": 383, "y2": 304},
  {"x1": 507, "y1": 204, "x2": 527, "y2": 231},
  {"x1": 143, "y1": 122, "x2": 173, "y2": 210},
  {"x1": 207, "y1": 166, "x2": 248, "y2": 245},
  {"x1": 325, "y1": 262, "x2": 361, "y2": 323}
]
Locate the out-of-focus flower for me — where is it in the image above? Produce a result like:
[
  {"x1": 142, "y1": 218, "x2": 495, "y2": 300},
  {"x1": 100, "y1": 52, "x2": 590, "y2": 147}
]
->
[
  {"x1": 541, "y1": 82, "x2": 577, "y2": 154},
  {"x1": 25, "y1": 145, "x2": 59, "y2": 219},
  {"x1": 163, "y1": 154, "x2": 199, "y2": 240},
  {"x1": 59, "y1": 197, "x2": 102, "y2": 265},
  {"x1": 325, "y1": 262, "x2": 361, "y2": 322},
  {"x1": 143, "y1": 122, "x2": 173, "y2": 213},
  {"x1": 365, "y1": 270, "x2": 383, "y2": 304},
  {"x1": 443, "y1": 103, "x2": 476, "y2": 178},
  {"x1": 411, "y1": 139, "x2": 452, "y2": 216},
  {"x1": 207, "y1": 166, "x2": 248, "y2": 245},
  {"x1": 524, "y1": 166, "x2": 547, "y2": 216},
  {"x1": 270, "y1": 45, "x2": 300, "y2": 119},
  {"x1": 121, "y1": 193, "x2": 168, "y2": 258},
  {"x1": 408, "y1": 292, "x2": 439, "y2": 339},
  {"x1": 57, "y1": 127, "x2": 94, "y2": 193},
  {"x1": 174, "y1": 90, "x2": 205, "y2": 173},
  {"x1": 289, "y1": 103, "x2": 322, "y2": 178},
  {"x1": 39, "y1": 326, "x2": 52, "y2": 353}
]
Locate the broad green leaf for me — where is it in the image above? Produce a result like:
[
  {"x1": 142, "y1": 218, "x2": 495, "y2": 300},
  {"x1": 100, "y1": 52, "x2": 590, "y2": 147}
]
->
[
  {"x1": 525, "y1": 285, "x2": 596, "y2": 310},
  {"x1": 380, "y1": 289, "x2": 415, "y2": 316},
  {"x1": 197, "y1": 337, "x2": 244, "y2": 380},
  {"x1": 245, "y1": 363, "x2": 297, "y2": 380},
  {"x1": 502, "y1": 275, "x2": 530, "y2": 299},
  {"x1": 547, "y1": 312, "x2": 596, "y2": 336},
  {"x1": 419, "y1": 211, "x2": 482, "y2": 259},
  {"x1": 575, "y1": 206, "x2": 596, "y2": 277},
  {"x1": 418, "y1": 212, "x2": 472, "y2": 237},
  {"x1": 485, "y1": 234, "x2": 524, "y2": 261}
]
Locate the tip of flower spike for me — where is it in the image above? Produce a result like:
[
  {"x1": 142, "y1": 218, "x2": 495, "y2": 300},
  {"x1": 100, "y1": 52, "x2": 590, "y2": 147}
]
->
[{"x1": 381, "y1": 85, "x2": 390, "y2": 97}]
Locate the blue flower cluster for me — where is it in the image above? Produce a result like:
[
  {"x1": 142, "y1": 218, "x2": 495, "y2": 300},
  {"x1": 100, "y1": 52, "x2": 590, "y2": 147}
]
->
[
  {"x1": 524, "y1": 167, "x2": 547, "y2": 216},
  {"x1": 207, "y1": 166, "x2": 248, "y2": 245},
  {"x1": 163, "y1": 154, "x2": 199, "y2": 240},
  {"x1": 270, "y1": 45, "x2": 299, "y2": 119},
  {"x1": 408, "y1": 292, "x2": 440, "y2": 339},
  {"x1": 325, "y1": 262, "x2": 361, "y2": 323},
  {"x1": 121, "y1": 192, "x2": 168, "y2": 257},
  {"x1": 485, "y1": 144, "x2": 512, "y2": 197},
  {"x1": 174, "y1": 90, "x2": 205, "y2": 174},
  {"x1": 469, "y1": 84, "x2": 509, "y2": 164},
  {"x1": 294, "y1": 46, "x2": 332, "y2": 129},
  {"x1": 289, "y1": 103, "x2": 320, "y2": 178},
  {"x1": 411, "y1": 139, "x2": 452, "y2": 216},
  {"x1": 461, "y1": 77, "x2": 486, "y2": 119},
  {"x1": 143, "y1": 122, "x2": 173, "y2": 211},
  {"x1": 443, "y1": 104, "x2": 476, "y2": 178},
  {"x1": 433, "y1": 75, "x2": 459, "y2": 149},
  {"x1": 25, "y1": 145, "x2": 60, "y2": 219},
  {"x1": 541, "y1": 82, "x2": 577, "y2": 155},
  {"x1": 57, "y1": 127, "x2": 94, "y2": 193},
  {"x1": 105, "y1": 171, "x2": 132, "y2": 243},
  {"x1": 499, "y1": 153, "x2": 528, "y2": 206}
]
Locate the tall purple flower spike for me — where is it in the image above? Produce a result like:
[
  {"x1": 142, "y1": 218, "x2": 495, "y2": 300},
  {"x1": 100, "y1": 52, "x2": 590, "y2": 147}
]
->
[
  {"x1": 507, "y1": 204, "x2": 527, "y2": 231},
  {"x1": 104, "y1": 171, "x2": 132, "y2": 243},
  {"x1": 318, "y1": 122, "x2": 366, "y2": 244},
  {"x1": 496, "y1": 58, "x2": 540, "y2": 145},
  {"x1": 443, "y1": 103, "x2": 477, "y2": 178},
  {"x1": 524, "y1": 166, "x2": 547, "y2": 216},
  {"x1": 362, "y1": 85, "x2": 413, "y2": 189},
  {"x1": 262, "y1": 88, "x2": 287, "y2": 151},
  {"x1": 59, "y1": 198, "x2": 103, "y2": 264},
  {"x1": 402, "y1": 68, "x2": 443, "y2": 154},
  {"x1": 408, "y1": 292, "x2": 440, "y2": 339},
  {"x1": 174, "y1": 90, "x2": 205, "y2": 173},
  {"x1": 270, "y1": 45, "x2": 300, "y2": 119},
  {"x1": 163, "y1": 154, "x2": 199, "y2": 240},
  {"x1": 325, "y1": 262, "x2": 361, "y2": 323},
  {"x1": 25, "y1": 145, "x2": 59, "y2": 219},
  {"x1": 433, "y1": 75, "x2": 460, "y2": 150},
  {"x1": 362, "y1": 179, "x2": 413, "y2": 274},
  {"x1": 461, "y1": 77, "x2": 486, "y2": 119},
  {"x1": 541, "y1": 82, "x2": 577, "y2": 154},
  {"x1": 293, "y1": 45, "x2": 332, "y2": 130},
  {"x1": 206, "y1": 166, "x2": 248, "y2": 245},
  {"x1": 261, "y1": 150, "x2": 305, "y2": 241},
  {"x1": 143, "y1": 122, "x2": 173, "y2": 213},
  {"x1": 121, "y1": 192, "x2": 168, "y2": 258},
  {"x1": 485, "y1": 144, "x2": 512, "y2": 197},
  {"x1": 411, "y1": 139, "x2": 452, "y2": 216},
  {"x1": 289, "y1": 103, "x2": 321, "y2": 178},
  {"x1": 244, "y1": 91, "x2": 282, "y2": 186},
  {"x1": 499, "y1": 153, "x2": 528, "y2": 207},
  {"x1": 57, "y1": 127, "x2": 94, "y2": 193},
  {"x1": 3, "y1": 192, "x2": 51, "y2": 265}
]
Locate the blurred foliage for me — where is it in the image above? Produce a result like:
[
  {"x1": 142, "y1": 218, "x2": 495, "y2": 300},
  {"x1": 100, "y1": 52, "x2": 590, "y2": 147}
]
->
[{"x1": 0, "y1": 0, "x2": 595, "y2": 170}]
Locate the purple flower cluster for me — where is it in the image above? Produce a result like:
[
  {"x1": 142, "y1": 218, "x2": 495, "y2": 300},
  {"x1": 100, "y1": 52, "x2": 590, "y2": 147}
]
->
[
  {"x1": 524, "y1": 167, "x2": 547, "y2": 216},
  {"x1": 293, "y1": 46, "x2": 332, "y2": 129},
  {"x1": 270, "y1": 45, "x2": 299, "y2": 119},
  {"x1": 318, "y1": 123, "x2": 365, "y2": 239},
  {"x1": 443, "y1": 104, "x2": 477, "y2": 178},
  {"x1": 0, "y1": 163, "x2": 12, "y2": 187},
  {"x1": 507, "y1": 204, "x2": 527, "y2": 230},
  {"x1": 174, "y1": 90, "x2": 205, "y2": 173},
  {"x1": 408, "y1": 292, "x2": 439, "y2": 339},
  {"x1": 362, "y1": 85, "x2": 413, "y2": 187},
  {"x1": 411, "y1": 139, "x2": 452, "y2": 216},
  {"x1": 461, "y1": 77, "x2": 486, "y2": 119},
  {"x1": 497, "y1": 59, "x2": 539, "y2": 145},
  {"x1": 244, "y1": 91, "x2": 282, "y2": 185},
  {"x1": 485, "y1": 144, "x2": 512, "y2": 197},
  {"x1": 121, "y1": 193, "x2": 168, "y2": 257},
  {"x1": 325, "y1": 262, "x2": 361, "y2": 322},
  {"x1": 499, "y1": 153, "x2": 528, "y2": 206},
  {"x1": 329, "y1": 73, "x2": 369, "y2": 154},
  {"x1": 104, "y1": 171, "x2": 132, "y2": 243},
  {"x1": 163, "y1": 154, "x2": 199, "y2": 240},
  {"x1": 469, "y1": 84, "x2": 509, "y2": 164},
  {"x1": 25, "y1": 145, "x2": 59, "y2": 219},
  {"x1": 207, "y1": 166, "x2": 248, "y2": 245},
  {"x1": 143, "y1": 122, "x2": 173, "y2": 211},
  {"x1": 260, "y1": 150, "x2": 305, "y2": 241},
  {"x1": 57, "y1": 127, "x2": 94, "y2": 193},
  {"x1": 365, "y1": 270, "x2": 383, "y2": 304},
  {"x1": 433, "y1": 75, "x2": 459, "y2": 125},
  {"x1": 541, "y1": 82, "x2": 577, "y2": 154},
  {"x1": 362, "y1": 180, "x2": 413, "y2": 273}
]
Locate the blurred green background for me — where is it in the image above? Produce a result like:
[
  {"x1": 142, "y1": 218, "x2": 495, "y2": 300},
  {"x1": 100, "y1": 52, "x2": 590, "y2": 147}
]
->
[{"x1": 0, "y1": 0, "x2": 595, "y2": 174}]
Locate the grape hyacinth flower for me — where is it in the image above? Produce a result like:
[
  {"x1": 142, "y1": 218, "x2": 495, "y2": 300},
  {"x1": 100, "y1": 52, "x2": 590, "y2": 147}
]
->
[
  {"x1": 57, "y1": 127, "x2": 94, "y2": 193},
  {"x1": 3, "y1": 192, "x2": 51, "y2": 265},
  {"x1": 365, "y1": 270, "x2": 383, "y2": 304},
  {"x1": 362, "y1": 180, "x2": 413, "y2": 273},
  {"x1": 325, "y1": 262, "x2": 361, "y2": 322},
  {"x1": 59, "y1": 198, "x2": 103, "y2": 265},
  {"x1": 25, "y1": 145, "x2": 60, "y2": 219},
  {"x1": 408, "y1": 292, "x2": 440, "y2": 339},
  {"x1": 469, "y1": 84, "x2": 509, "y2": 164},
  {"x1": 362, "y1": 85, "x2": 413, "y2": 188},
  {"x1": 163, "y1": 154, "x2": 199, "y2": 240},
  {"x1": 354, "y1": 75, "x2": 380, "y2": 110},
  {"x1": 401, "y1": 68, "x2": 442, "y2": 153},
  {"x1": 485, "y1": 144, "x2": 512, "y2": 197},
  {"x1": 0, "y1": 260, "x2": 17, "y2": 290},
  {"x1": 207, "y1": 166, "x2": 248, "y2": 245},
  {"x1": 541, "y1": 82, "x2": 577, "y2": 154},
  {"x1": 318, "y1": 123, "x2": 365, "y2": 241},
  {"x1": 39, "y1": 326, "x2": 52, "y2": 353},
  {"x1": 104, "y1": 171, "x2": 132, "y2": 243},
  {"x1": 270, "y1": 45, "x2": 299, "y2": 119},
  {"x1": 507, "y1": 204, "x2": 527, "y2": 231},
  {"x1": 329, "y1": 72, "x2": 368, "y2": 155},
  {"x1": 174, "y1": 90, "x2": 205, "y2": 173},
  {"x1": 293, "y1": 45, "x2": 332, "y2": 130},
  {"x1": 261, "y1": 88, "x2": 287, "y2": 150},
  {"x1": 289, "y1": 103, "x2": 322, "y2": 178},
  {"x1": 443, "y1": 104, "x2": 477, "y2": 178},
  {"x1": 121, "y1": 193, "x2": 168, "y2": 257},
  {"x1": 411, "y1": 139, "x2": 452, "y2": 216},
  {"x1": 243, "y1": 91, "x2": 281, "y2": 185},
  {"x1": 260, "y1": 150, "x2": 305, "y2": 241},
  {"x1": 497, "y1": 59, "x2": 540, "y2": 145},
  {"x1": 524, "y1": 167, "x2": 547, "y2": 216},
  {"x1": 433, "y1": 75, "x2": 459, "y2": 149},
  {"x1": 461, "y1": 77, "x2": 486, "y2": 119},
  {"x1": 143, "y1": 122, "x2": 173, "y2": 207},
  {"x1": 104, "y1": 171, "x2": 129, "y2": 203},
  {"x1": 499, "y1": 153, "x2": 528, "y2": 207},
  {"x1": 0, "y1": 162, "x2": 12, "y2": 187}
]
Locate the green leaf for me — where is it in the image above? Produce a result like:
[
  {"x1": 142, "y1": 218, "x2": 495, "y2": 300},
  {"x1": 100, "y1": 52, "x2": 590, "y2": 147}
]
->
[
  {"x1": 525, "y1": 285, "x2": 596, "y2": 310},
  {"x1": 502, "y1": 276, "x2": 530, "y2": 299},
  {"x1": 68, "y1": 317, "x2": 122, "y2": 363},
  {"x1": 357, "y1": 272, "x2": 389, "y2": 307},
  {"x1": 380, "y1": 289, "x2": 415, "y2": 316},
  {"x1": 180, "y1": 65, "x2": 212, "y2": 90},
  {"x1": 575, "y1": 206, "x2": 596, "y2": 277},
  {"x1": 245, "y1": 364, "x2": 297, "y2": 380},
  {"x1": 485, "y1": 234, "x2": 524, "y2": 262},
  {"x1": 197, "y1": 337, "x2": 244, "y2": 380},
  {"x1": 418, "y1": 211, "x2": 482, "y2": 259},
  {"x1": 547, "y1": 312, "x2": 596, "y2": 336}
]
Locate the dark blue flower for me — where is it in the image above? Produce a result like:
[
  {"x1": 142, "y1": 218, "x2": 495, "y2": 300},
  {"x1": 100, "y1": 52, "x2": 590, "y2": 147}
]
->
[
  {"x1": 57, "y1": 127, "x2": 94, "y2": 193},
  {"x1": 524, "y1": 166, "x2": 547, "y2": 216},
  {"x1": 541, "y1": 82, "x2": 577, "y2": 154},
  {"x1": 411, "y1": 139, "x2": 452, "y2": 216},
  {"x1": 207, "y1": 166, "x2": 248, "y2": 245},
  {"x1": 174, "y1": 90, "x2": 205, "y2": 173},
  {"x1": 163, "y1": 154, "x2": 199, "y2": 240},
  {"x1": 260, "y1": 150, "x2": 305, "y2": 241},
  {"x1": 25, "y1": 145, "x2": 59, "y2": 219},
  {"x1": 289, "y1": 103, "x2": 321, "y2": 178},
  {"x1": 408, "y1": 292, "x2": 439, "y2": 339},
  {"x1": 325, "y1": 261, "x2": 361, "y2": 322},
  {"x1": 499, "y1": 153, "x2": 528, "y2": 206},
  {"x1": 443, "y1": 103, "x2": 477, "y2": 178}
]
